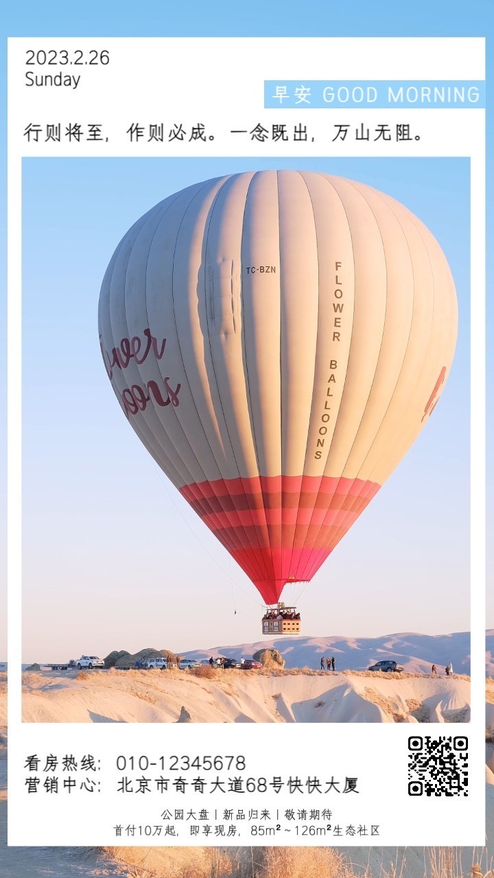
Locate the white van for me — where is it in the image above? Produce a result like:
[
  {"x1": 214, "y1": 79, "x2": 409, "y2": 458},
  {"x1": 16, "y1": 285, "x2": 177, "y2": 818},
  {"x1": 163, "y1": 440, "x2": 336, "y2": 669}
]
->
[
  {"x1": 76, "y1": 655, "x2": 105, "y2": 669},
  {"x1": 142, "y1": 657, "x2": 167, "y2": 669}
]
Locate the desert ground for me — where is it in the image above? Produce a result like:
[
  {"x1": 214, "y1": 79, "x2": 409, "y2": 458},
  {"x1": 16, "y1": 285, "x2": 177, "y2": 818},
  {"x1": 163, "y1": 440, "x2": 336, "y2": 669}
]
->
[
  {"x1": 17, "y1": 628, "x2": 484, "y2": 725},
  {"x1": 20, "y1": 666, "x2": 473, "y2": 724}
]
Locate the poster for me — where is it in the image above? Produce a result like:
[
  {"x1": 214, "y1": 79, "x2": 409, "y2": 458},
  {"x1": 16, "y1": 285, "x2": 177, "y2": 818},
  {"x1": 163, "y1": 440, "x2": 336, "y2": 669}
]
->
[{"x1": 2, "y1": 3, "x2": 492, "y2": 876}]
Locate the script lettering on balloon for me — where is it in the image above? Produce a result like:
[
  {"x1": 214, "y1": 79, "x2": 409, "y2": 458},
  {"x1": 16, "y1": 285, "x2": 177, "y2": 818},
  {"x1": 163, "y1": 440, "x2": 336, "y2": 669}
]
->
[
  {"x1": 121, "y1": 377, "x2": 181, "y2": 418},
  {"x1": 100, "y1": 329, "x2": 181, "y2": 418},
  {"x1": 100, "y1": 329, "x2": 167, "y2": 380}
]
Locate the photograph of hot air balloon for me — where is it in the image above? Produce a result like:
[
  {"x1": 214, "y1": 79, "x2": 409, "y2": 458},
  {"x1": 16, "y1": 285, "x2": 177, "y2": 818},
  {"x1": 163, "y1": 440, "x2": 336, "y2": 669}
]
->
[
  {"x1": 20, "y1": 157, "x2": 473, "y2": 723},
  {"x1": 98, "y1": 168, "x2": 458, "y2": 614}
]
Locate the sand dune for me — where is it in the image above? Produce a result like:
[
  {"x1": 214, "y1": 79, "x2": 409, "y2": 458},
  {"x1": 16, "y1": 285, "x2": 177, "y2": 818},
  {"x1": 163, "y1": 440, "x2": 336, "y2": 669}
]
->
[
  {"x1": 184, "y1": 630, "x2": 490, "y2": 676},
  {"x1": 19, "y1": 667, "x2": 473, "y2": 724}
]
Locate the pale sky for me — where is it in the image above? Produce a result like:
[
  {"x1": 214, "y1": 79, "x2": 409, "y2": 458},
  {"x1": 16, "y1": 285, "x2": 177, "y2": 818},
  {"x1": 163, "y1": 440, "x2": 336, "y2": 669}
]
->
[{"x1": 17, "y1": 157, "x2": 472, "y2": 662}]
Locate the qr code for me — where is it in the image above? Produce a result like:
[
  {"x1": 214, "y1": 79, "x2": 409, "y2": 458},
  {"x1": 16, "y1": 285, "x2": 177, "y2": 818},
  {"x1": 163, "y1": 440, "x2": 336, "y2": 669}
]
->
[{"x1": 408, "y1": 735, "x2": 468, "y2": 797}]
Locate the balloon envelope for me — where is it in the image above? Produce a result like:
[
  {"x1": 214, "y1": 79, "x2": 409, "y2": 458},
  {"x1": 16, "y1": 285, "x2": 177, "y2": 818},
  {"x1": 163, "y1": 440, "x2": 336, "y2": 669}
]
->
[{"x1": 99, "y1": 171, "x2": 457, "y2": 604}]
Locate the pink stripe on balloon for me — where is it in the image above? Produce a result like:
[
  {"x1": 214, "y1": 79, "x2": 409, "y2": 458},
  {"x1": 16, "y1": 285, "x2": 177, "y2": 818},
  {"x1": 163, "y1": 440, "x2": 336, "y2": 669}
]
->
[{"x1": 179, "y1": 475, "x2": 380, "y2": 604}]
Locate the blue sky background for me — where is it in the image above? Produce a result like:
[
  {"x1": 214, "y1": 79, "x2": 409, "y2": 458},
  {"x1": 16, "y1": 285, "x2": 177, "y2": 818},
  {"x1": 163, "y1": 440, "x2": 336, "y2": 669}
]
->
[
  {"x1": 1, "y1": 1, "x2": 492, "y2": 38},
  {"x1": 1, "y1": 0, "x2": 492, "y2": 661},
  {"x1": 20, "y1": 156, "x2": 471, "y2": 661}
]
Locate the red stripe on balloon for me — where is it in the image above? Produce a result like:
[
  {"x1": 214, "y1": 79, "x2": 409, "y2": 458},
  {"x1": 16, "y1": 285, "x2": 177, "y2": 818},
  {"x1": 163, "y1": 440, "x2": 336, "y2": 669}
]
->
[{"x1": 179, "y1": 475, "x2": 380, "y2": 604}]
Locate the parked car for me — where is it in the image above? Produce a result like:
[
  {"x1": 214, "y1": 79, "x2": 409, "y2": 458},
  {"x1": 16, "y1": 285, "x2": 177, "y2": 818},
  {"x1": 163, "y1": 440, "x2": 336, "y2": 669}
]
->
[
  {"x1": 240, "y1": 660, "x2": 262, "y2": 670},
  {"x1": 223, "y1": 658, "x2": 242, "y2": 669},
  {"x1": 142, "y1": 657, "x2": 167, "y2": 669},
  {"x1": 179, "y1": 659, "x2": 201, "y2": 670},
  {"x1": 368, "y1": 660, "x2": 404, "y2": 673},
  {"x1": 76, "y1": 655, "x2": 105, "y2": 669}
]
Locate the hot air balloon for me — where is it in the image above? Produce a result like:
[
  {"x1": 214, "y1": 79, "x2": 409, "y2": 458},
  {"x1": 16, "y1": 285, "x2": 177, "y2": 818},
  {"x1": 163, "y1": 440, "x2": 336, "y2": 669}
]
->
[{"x1": 98, "y1": 170, "x2": 457, "y2": 633}]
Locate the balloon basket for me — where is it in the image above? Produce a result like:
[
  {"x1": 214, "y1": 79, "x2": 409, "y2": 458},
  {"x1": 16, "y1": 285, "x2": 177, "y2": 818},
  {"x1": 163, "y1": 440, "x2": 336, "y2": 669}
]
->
[{"x1": 261, "y1": 603, "x2": 301, "y2": 635}]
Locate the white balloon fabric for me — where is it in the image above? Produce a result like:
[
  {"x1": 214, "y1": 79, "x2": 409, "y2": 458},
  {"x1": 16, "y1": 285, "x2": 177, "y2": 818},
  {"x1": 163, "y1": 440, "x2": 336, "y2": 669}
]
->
[{"x1": 99, "y1": 171, "x2": 458, "y2": 604}]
